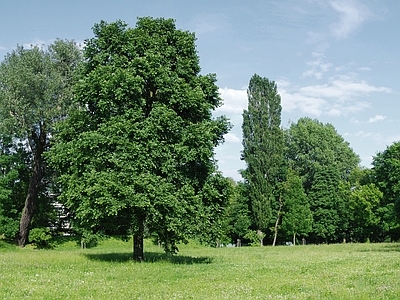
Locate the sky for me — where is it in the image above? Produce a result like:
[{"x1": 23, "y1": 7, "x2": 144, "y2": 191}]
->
[{"x1": 1, "y1": 0, "x2": 399, "y2": 181}]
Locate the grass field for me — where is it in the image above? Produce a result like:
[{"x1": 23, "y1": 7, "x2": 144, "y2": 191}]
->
[{"x1": 1, "y1": 238, "x2": 400, "y2": 299}]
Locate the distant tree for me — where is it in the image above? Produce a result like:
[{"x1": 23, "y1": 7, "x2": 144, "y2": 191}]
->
[
  {"x1": 47, "y1": 18, "x2": 230, "y2": 261},
  {"x1": 337, "y1": 167, "x2": 383, "y2": 242},
  {"x1": 0, "y1": 135, "x2": 29, "y2": 239},
  {"x1": 372, "y1": 141, "x2": 400, "y2": 240},
  {"x1": 241, "y1": 74, "x2": 284, "y2": 245},
  {"x1": 197, "y1": 174, "x2": 235, "y2": 247},
  {"x1": 308, "y1": 166, "x2": 341, "y2": 243},
  {"x1": 349, "y1": 183, "x2": 382, "y2": 242},
  {"x1": 223, "y1": 181, "x2": 252, "y2": 243},
  {"x1": 0, "y1": 40, "x2": 82, "y2": 246},
  {"x1": 281, "y1": 169, "x2": 312, "y2": 245},
  {"x1": 284, "y1": 117, "x2": 360, "y2": 194}
]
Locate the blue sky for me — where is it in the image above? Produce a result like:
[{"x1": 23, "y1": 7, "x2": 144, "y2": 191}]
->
[{"x1": 1, "y1": 0, "x2": 399, "y2": 181}]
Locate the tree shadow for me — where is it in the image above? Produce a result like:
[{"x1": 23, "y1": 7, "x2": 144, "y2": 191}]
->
[
  {"x1": 0, "y1": 238, "x2": 17, "y2": 250},
  {"x1": 84, "y1": 251, "x2": 213, "y2": 264},
  {"x1": 357, "y1": 243, "x2": 400, "y2": 252}
]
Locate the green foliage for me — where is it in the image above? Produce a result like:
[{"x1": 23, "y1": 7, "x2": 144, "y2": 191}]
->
[
  {"x1": 281, "y1": 170, "x2": 312, "y2": 243},
  {"x1": 0, "y1": 136, "x2": 29, "y2": 240},
  {"x1": 224, "y1": 181, "x2": 252, "y2": 240},
  {"x1": 0, "y1": 39, "x2": 82, "y2": 137},
  {"x1": 241, "y1": 74, "x2": 284, "y2": 235},
  {"x1": 0, "y1": 39, "x2": 83, "y2": 245},
  {"x1": 373, "y1": 141, "x2": 400, "y2": 211},
  {"x1": 244, "y1": 230, "x2": 266, "y2": 246},
  {"x1": 284, "y1": 118, "x2": 360, "y2": 243},
  {"x1": 29, "y1": 227, "x2": 53, "y2": 249},
  {"x1": 308, "y1": 166, "x2": 341, "y2": 243},
  {"x1": 196, "y1": 174, "x2": 235, "y2": 247},
  {"x1": 284, "y1": 117, "x2": 360, "y2": 193},
  {"x1": 349, "y1": 183, "x2": 382, "y2": 241},
  {"x1": 372, "y1": 142, "x2": 400, "y2": 240},
  {"x1": 47, "y1": 18, "x2": 230, "y2": 258}
]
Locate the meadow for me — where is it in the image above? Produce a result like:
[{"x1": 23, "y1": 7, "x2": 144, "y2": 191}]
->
[{"x1": 1, "y1": 238, "x2": 400, "y2": 299}]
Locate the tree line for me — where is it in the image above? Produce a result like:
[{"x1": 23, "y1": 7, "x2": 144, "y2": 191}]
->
[{"x1": 0, "y1": 18, "x2": 399, "y2": 261}]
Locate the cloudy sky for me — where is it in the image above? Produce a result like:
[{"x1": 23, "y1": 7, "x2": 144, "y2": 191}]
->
[{"x1": 1, "y1": 0, "x2": 399, "y2": 181}]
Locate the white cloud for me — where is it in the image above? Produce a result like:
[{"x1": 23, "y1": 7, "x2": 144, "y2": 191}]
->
[
  {"x1": 280, "y1": 88, "x2": 326, "y2": 116},
  {"x1": 217, "y1": 87, "x2": 247, "y2": 114},
  {"x1": 191, "y1": 13, "x2": 229, "y2": 36},
  {"x1": 373, "y1": 133, "x2": 400, "y2": 146},
  {"x1": 223, "y1": 133, "x2": 241, "y2": 144},
  {"x1": 302, "y1": 52, "x2": 333, "y2": 79},
  {"x1": 350, "y1": 117, "x2": 360, "y2": 124},
  {"x1": 329, "y1": 0, "x2": 371, "y2": 39},
  {"x1": 355, "y1": 131, "x2": 373, "y2": 137},
  {"x1": 0, "y1": 45, "x2": 6, "y2": 50},
  {"x1": 359, "y1": 67, "x2": 371, "y2": 71},
  {"x1": 368, "y1": 115, "x2": 386, "y2": 123},
  {"x1": 299, "y1": 76, "x2": 391, "y2": 101},
  {"x1": 219, "y1": 74, "x2": 390, "y2": 121},
  {"x1": 280, "y1": 73, "x2": 388, "y2": 117}
]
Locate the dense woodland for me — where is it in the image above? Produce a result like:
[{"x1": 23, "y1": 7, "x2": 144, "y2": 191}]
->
[{"x1": 0, "y1": 18, "x2": 400, "y2": 260}]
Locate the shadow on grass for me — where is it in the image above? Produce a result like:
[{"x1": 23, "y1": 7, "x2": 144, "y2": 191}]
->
[
  {"x1": 0, "y1": 239, "x2": 17, "y2": 251},
  {"x1": 84, "y1": 251, "x2": 213, "y2": 264},
  {"x1": 357, "y1": 243, "x2": 400, "y2": 252}
]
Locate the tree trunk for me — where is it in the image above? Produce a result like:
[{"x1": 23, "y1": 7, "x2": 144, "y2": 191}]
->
[
  {"x1": 18, "y1": 128, "x2": 46, "y2": 247},
  {"x1": 133, "y1": 215, "x2": 145, "y2": 262},
  {"x1": 272, "y1": 196, "x2": 283, "y2": 247},
  {"x1": 293, "y1": 233, "x2": 296, "y2": 246},
  {"x1": 18, "y1": 175, "x2": 39, "y2": 246},
  {"x1": 257, "y1": 230, "x2": 264, "y2": 246}
]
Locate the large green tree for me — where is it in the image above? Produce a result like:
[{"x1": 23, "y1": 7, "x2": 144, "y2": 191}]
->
[
  {"x1": 0, "y1": 135, "x2": 29, "y2": 239},
  {"x1": 281, "y1": 169, "x2": 312, "y2": 245},
  {"x1": 0, "y1": 40, "x2": 82, "y2": 246},
  {"x1": 307, "y1": 166, "x2": 341, "y2": 243},
  {"x1": 372, "y1": 141, "x2": 400, "y2": 240},
  {"x1": 284, "y1": 117, "x2": 360, "y2": 194},
  {"x1": 47, "y1": 18, "x2": 230, "y2": 261},
  {"x1": 241, "y1": 74, "x2": 284, "y2": 245}
]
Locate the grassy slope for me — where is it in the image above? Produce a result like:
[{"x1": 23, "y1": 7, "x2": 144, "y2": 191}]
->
[{"x1": 1, "y1": 238, "x2": 400, "y2": 299}]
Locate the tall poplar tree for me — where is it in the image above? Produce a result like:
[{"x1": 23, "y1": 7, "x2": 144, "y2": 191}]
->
[{"x1": 241, "y1": 74, "x2": 284, "y2": 245}]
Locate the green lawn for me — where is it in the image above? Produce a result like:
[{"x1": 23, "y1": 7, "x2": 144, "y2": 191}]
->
[{"x1": 1, "y1": 238, "x2": 399, "y2": 299}]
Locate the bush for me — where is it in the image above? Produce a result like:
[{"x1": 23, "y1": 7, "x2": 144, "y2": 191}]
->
[
  {"x1": 244, "y1": 230, "x2": 265, "y2": 246},
  {"x1": 29, "y1": 227, "x2": 53, "y2": 249},
  {"x1": 80, "y1": 231, "x2": 103, "y2": 248}
]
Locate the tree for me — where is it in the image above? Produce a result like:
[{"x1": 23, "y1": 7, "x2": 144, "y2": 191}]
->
[
  {"x1": 372, "y1": 141, "x2": 400, "y2": 240},
  {"x1": 222, "y1": 181, "x2": 252, "y2": 244},
  {"x1": 281, "y1": 169, "x2": 312, "y2": 245},
  {"x1": 196, "y1": 175, "x2": 236, "y2": 248},
  {"x1": 241, "y1": 74, "x2": 284, "y2": 245},
  {"x1": 284, "y1": 117, "x2": 359, "y2": 194},
  {"x1": 0, "y1": 40, "x2": 82, "y2": 246},
  {"x1": 308, "y1": 166, "x2": 342, "y2": 243},
  {"x1": 348, "y1": 183, "x2": 381, "y2": 242},
  {"x1": 47, "y1": 18, "x2": 230, "y2": 261},
  {"x1": 0, "y1": 135, "x2": 29, "y2": 239}
]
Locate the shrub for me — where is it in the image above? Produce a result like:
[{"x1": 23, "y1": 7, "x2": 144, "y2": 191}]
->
[{"x1": 29, "y1": 227, "x2": 53, "y2": 249}]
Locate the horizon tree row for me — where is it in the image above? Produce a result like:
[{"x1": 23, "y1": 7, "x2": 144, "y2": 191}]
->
[
  {"x1": 1, "y1": 18, "x2": 400, "y2": 254},
  {"x1": 237, "y1": 74, "x2": 400, "y2": 246}
]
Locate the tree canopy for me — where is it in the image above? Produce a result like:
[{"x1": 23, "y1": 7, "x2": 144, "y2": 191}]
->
[
  {"x1": 0, "y1": 40, "x2": 82, "y2": 245},
  {"x1": 284, "y1": 117, "x2": 360, "y2": 193},
  {"x1": 241, "y1": 74, "x2": 284, "y2": 244},
  {"x1": 47, "y1": 18, "x2": 230, "y2": 261}
]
